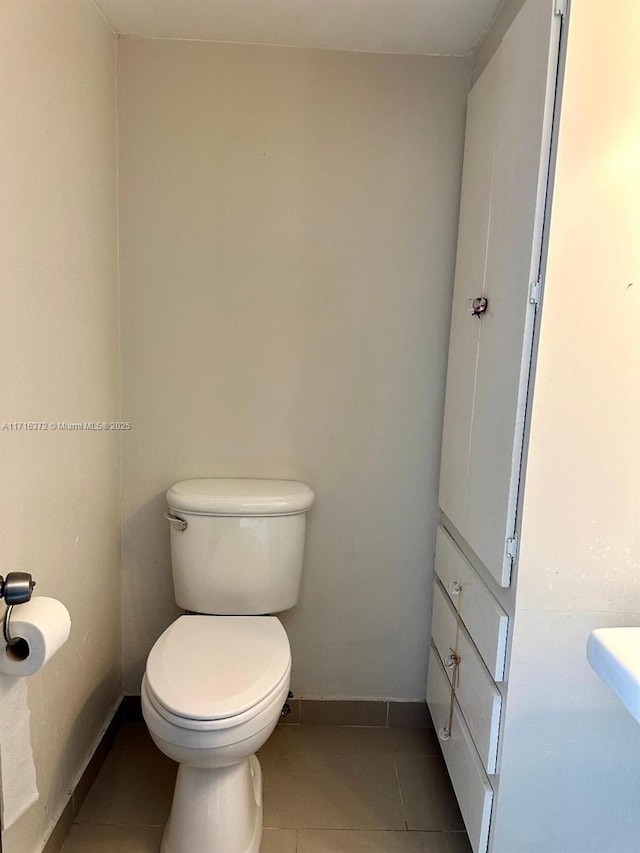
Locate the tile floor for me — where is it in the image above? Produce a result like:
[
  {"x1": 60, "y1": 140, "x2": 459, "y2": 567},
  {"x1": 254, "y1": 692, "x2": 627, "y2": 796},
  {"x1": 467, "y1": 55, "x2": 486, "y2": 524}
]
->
[{"x1": 61, "y1": 722, "x2": 471, "y2": 852}]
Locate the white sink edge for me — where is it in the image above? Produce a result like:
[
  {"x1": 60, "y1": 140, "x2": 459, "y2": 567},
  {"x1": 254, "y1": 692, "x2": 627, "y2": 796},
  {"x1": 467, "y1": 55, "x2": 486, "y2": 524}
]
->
[{"x1": 587, "y1": 627, "x2": 640, "y2": 725}]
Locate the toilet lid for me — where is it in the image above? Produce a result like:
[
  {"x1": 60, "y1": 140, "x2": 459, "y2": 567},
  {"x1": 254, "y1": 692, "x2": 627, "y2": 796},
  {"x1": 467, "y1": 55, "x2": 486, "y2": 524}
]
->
[
  {"x1": 166, "y1": 479, "x2": 314, "y2": 516},
  {"x1": 145, "y1": 615, "x2": 291, "y2": 721}
]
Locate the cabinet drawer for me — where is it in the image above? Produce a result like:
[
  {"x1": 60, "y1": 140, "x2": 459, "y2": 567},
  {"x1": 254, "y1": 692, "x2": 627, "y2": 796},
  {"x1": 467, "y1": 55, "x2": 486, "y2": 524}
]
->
[
  {"x1": 431, "y1": 581, "x2": 502, "y2": 774},
  {"x1": 427, "y1": 646, "x2": 493, "y2": 853},
  {"x1": 435, "y1": 526, "x2": 508, "y2": 680}
]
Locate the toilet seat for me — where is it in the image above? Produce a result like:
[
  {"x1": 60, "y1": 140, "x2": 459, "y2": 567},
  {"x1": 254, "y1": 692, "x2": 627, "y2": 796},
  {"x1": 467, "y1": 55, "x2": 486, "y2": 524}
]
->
[{"x1": 145, "y1": 615, "x2": 291, "y2": 731}]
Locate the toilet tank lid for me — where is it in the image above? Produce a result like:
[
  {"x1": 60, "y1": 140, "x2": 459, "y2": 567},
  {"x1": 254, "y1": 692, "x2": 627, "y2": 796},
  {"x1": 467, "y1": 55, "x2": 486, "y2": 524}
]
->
[{"x1": 166, "y1": 478, "x2": 314, "y2": 516}]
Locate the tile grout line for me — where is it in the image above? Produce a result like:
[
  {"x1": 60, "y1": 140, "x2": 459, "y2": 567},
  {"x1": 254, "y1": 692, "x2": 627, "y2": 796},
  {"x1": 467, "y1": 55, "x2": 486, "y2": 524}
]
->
[
  {"x1": 393, "y1": 756, "x2": 408, "y2": 829},
  {"x1": 62, "y1": 721, "x2": 469, "y2": 851}
]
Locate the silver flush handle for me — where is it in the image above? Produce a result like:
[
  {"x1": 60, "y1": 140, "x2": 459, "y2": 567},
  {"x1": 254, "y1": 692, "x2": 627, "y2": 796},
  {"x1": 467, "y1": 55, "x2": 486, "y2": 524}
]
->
[{"x1": 164, "y1": 512, "x2": 187, "y2": 531}]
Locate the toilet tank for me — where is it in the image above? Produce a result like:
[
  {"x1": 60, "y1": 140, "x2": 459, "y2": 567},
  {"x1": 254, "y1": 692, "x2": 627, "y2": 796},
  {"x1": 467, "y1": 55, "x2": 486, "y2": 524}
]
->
[{"x1": 165, "y1": 479, "x2": 314, "y2": 615}]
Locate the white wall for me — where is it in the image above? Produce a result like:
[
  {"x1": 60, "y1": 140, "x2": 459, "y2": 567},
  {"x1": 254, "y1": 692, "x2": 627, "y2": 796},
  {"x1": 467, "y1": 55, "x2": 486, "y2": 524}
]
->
[
  {"x1": 493, "y1": 1, "x2": 640, "y2": 849},
  {"x1": 118, "y1": 38, "x2": 471, "y2": 699},
  {"x1": 472, "y1": 0, "x2": 528, "y2": 85},
  {"x1": 0, "y1": 2, "x2": 121, "y2": 851}
]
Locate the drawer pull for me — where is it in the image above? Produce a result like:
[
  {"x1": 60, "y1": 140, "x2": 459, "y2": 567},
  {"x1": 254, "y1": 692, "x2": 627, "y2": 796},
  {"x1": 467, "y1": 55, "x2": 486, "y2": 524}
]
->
[
  {"x1": 440, "y1": 648, "x2": 461, "y2": 739},
  {"x1": 449, "y1": 580, "x2": 462, "y2": 596}
]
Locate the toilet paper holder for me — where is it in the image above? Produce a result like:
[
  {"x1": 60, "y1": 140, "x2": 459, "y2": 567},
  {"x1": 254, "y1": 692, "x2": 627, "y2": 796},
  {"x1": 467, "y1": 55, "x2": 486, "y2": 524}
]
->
[{"x1": 1, "y1": 573, "x2": 36, "y2": 648}]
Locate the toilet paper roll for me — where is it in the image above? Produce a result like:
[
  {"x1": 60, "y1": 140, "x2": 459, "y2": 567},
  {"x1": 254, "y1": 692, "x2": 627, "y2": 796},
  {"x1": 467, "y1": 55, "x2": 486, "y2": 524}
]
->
[{"x1": 0, "y1": 597, "x2": 71, "y2": 677}]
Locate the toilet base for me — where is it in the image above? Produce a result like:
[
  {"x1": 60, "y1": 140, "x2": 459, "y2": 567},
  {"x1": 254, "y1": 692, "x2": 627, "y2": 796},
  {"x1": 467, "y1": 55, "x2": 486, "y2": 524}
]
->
[{"x1": 161, "y1": 754, "x2": 263, "y2": 853}]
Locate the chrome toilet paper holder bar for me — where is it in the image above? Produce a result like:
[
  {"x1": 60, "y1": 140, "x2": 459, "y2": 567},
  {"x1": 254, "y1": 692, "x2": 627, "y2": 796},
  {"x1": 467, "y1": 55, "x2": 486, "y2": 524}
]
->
[{"x1": 0, "y1": 573, "x2": 36, "y2": 647}]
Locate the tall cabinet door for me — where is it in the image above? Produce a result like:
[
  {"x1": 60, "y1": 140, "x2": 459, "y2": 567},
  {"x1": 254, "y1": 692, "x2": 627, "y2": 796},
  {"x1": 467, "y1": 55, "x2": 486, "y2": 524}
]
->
[{"x1": 439, "y1": 0, "x2": 562, "y2": 587}]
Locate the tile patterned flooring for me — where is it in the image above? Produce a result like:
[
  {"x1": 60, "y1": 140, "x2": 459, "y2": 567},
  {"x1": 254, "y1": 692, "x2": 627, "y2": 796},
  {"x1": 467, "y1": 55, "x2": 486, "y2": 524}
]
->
[{"x1": 61, "y1": 722, "x2": 471, "y2": 852}]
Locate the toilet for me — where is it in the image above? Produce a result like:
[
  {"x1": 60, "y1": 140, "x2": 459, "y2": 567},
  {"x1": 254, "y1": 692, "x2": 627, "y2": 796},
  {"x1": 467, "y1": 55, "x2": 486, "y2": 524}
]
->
[{"x1": 141, "y1": 478, "x2": 314, "y2": 853}]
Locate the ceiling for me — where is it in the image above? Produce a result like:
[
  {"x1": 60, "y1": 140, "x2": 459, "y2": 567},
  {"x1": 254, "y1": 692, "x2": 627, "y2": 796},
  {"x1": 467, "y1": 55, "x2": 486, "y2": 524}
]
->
[{"x1": 94, "y1": 0, "x2": 504, "y2": 56}]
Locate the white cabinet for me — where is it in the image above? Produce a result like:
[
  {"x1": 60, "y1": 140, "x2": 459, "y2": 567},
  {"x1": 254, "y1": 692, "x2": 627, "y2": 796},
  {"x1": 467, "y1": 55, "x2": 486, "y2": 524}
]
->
[
  {"x1": 438, "y1": 0, "x2": 561, "y2": 588},
  {"x1": 430, "y1": 1, "x2": 640, "y2": 851},
  {"x1": 428, "y1": 0, "x2": 565, "y2": 850}
]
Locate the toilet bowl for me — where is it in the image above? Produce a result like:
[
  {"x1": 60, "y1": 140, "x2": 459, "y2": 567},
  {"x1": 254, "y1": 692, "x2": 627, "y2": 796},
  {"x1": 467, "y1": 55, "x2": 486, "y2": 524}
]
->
[
  {"x1": 142, "y1": 614, "x2": 291, "y2": 853},
  {"x1": 142, "y1": 478, "x2": 314, "y2": 853}
]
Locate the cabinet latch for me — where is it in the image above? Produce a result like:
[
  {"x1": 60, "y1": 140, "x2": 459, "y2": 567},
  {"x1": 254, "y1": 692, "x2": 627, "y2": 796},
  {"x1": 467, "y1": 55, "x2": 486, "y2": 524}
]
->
[
  {"x1": 555, "y1": 0, "x2": 568, "y2": 18},
  {"x1": 529, "y1": 278, "x2": 542, "y2": 305}
]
